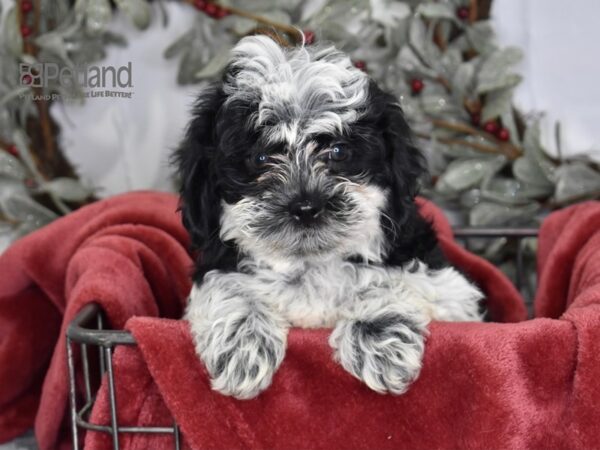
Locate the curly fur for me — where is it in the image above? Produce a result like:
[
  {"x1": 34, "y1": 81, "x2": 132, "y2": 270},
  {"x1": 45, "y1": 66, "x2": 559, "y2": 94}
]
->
[{"x1": 175, "y1": 34, "x2": 483, "y2": 399}]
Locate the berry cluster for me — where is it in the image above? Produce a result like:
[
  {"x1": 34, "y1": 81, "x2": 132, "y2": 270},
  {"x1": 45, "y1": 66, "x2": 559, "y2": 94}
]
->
[
  {"x1": 193, "y1": 0, "x2": 230, "y2": 19},
  {"x1": 408, "y1": 78, "x2": 511, "y2": 142},
  {"x1": 410, "y1": 78, "x2": 424, "y2": 95},
  {"x1": 353, "y1": 60, "x2": 367, "y2": 71},
  {"x1": 20, "y1": 0, "x2": 33, "y2": 37},
  {"x1": 303, "y1": 30, "x2": 315, "y2": 45},
  {"x1": 481, "y1": 119, "x2": 511, "y2": 142},
  {"x1": 5, "y1": 145, "x2": 19, "y2": 157},
  {"x1": 456, "y1": 6, "x2": 470, "y2": 21}
]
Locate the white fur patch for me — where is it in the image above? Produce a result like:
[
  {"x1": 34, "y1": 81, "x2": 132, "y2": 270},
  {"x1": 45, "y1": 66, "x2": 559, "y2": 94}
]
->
[
  {"x1": 186, "y1": 255, "x2": 483, "y2": 398},
  {"x1": 223, "y1": 35, "x2": 369, "y2": 145}
]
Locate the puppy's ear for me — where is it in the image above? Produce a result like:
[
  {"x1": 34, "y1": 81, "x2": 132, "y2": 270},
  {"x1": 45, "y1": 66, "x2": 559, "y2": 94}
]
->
[
  {"x1": 173, "y1": 84, "x2": 226, "y2": 254},
  {"x1": 378, "y1": 89, "x2": 444, "y2": 267},
  {"x1": 381, "y1": 94, "x2": 427, "y2": 205}
]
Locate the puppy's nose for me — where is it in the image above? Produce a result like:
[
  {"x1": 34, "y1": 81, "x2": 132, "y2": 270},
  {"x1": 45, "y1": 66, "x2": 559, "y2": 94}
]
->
[{"x1": 289, "y1": 198, "x2": 323, "y2": 224}]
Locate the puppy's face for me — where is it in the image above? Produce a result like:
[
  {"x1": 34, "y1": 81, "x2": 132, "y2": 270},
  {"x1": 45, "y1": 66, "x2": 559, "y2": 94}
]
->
[{"x1": 176, "y1": 36, "x2": 425, "y2": 270}]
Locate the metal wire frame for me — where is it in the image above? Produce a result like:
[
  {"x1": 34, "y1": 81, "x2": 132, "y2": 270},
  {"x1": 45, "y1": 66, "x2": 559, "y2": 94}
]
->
[
  {"x1": 66, "y1": 305, "x2": 181, "y2": 450},
  {"x1": 66, "y1": 227, "x2": 538, "y2": 450}
]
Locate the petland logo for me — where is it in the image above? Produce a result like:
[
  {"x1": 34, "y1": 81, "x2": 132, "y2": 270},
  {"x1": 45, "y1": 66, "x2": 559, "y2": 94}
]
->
[{"x1": 19, "y1": 62, "x2": 134, "y2": 99}]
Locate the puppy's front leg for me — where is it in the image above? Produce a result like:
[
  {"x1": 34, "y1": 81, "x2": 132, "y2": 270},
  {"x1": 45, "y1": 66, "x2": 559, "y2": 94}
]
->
[
  {"x1": 185, "y1": 272, "x2": 288, "y2": 399},
  {"x1": 330, "y1": 294, "x2": 430, "y2": 395}
]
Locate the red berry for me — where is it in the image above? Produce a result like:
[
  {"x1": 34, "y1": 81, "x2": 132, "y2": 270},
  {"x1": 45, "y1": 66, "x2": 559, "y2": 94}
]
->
[
  {"x1": 20, "y1": 25, "x2": 32, "y2": 38},
  {"x1": 193, "y1": 0, "x2": 207, "y2": 10},
  {"x1": 470, "y1": 112, "x2": 481, "y2": 126},
  {"x1": 21, "y1": 74, "x2": 32, "y2": 85},
  {"x1": 410, "y1": 79, "x2": 424, "y2": 95},
  {"x1": 21, "y1": 0, "x2": 33, "y2": 13},
  {"x1": 456, "y1": 6, "x2": 470, "y2": 20},
  {"x1": 303, "y1": 30, "x2": 315, "y2": 45},
  {"x1": 483, "y1": 120, "x2": 499, "y2": 134},
  {"x1": 25, "y1": 178, "x2": 37, "y2": 189},
  {"x1": 6, "y1": 145, "x2": 18, "y2": 157},
  {"x1": 214, "y1": 6, "x2": 230, "y2": 19},
  {"x1": 497, "y1": 128, "x2": 510, "y2": 142},
  {"x1": 204, "y1": 3, "x2": 218, "y2": 16},
  {"x1": 353, "y1": 60, "x2": 367, "y2": 71}
]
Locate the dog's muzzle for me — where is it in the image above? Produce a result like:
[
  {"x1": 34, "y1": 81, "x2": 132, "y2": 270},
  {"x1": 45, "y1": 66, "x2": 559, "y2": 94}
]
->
[{"x1": 288, "y1": 194, "x2": 324, "y2": 225}]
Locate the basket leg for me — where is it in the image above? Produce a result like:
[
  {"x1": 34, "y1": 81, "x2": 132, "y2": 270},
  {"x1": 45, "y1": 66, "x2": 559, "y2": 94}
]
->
[
  {"x1": 174, "y1": 422, "x2": 181, "y2": 450},
  {"x1": 66, "y1": 337, "x2": 80, "y2": 450},
  {"x1": 105, "y1": 346, "x2": 120, "y2": 450}
]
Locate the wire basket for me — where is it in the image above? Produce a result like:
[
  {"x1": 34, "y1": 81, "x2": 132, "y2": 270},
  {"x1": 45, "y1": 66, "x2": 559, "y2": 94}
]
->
[{"x1": 66, "y1": 227, "x2": 538, "y2": 450}]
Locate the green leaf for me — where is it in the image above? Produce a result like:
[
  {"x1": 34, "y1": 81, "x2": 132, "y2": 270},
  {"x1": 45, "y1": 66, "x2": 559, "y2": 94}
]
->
[
  {"x1": 3, "y1": 7, "x2": 23, "y2": 57},
  {"x1": 164, "y1": 30, "x2": 194, "y2": 60},
  {"x1": 0, "y1": 87, "x2": 31, "y2": 109},
  {"x1": 554, "y1": 163, "x2": 600, "y2": 204},
  {"x1": 40, "y1": 178, "x2": 92, "y2": 202},
  {"x1": 520, "y1": 121, "x2": 556, "y2": 183},
  {"x1": 409, "y1": 18, "x2": 441, "y2": 70},
  {"x1": 440, "y1": 47, "x2": 462, "y2": 78},
  {"x1": 481, "y1": 177, "x2": 552, "y2": 205},
  {"x1": 370, "y1": 0, "x2": 411, "y2": 27},
  {"x1": 34, "y1": 33, "x2": 72, "y2": 65},
  {"x1": 435, "y1": 157, "x2": 504, "y2": 193},
  {"x1": 397, "y1": 45, "x2": 437, "y2": 78},
  {"x1": 451, "y1": 60, "x2": 476, "y2": 100},
  {"x1": 85, "y1": 0, "x2": 111, "y2": 35},
  {"x1": 115, "y1": 0, "x2": 151, "y2": 30},
  {"x1": 465, "y1": 21, "x2": 496, "y2": 55},
  {"x1": 1, "y1": 194, "x2": 58, "y2": 224},
  {"x1": 469, "y1": 201, "x2": 539, "y2": 226},
  {"x1": 233, "y1": 11, "x2": 291, "y2": 35},
  {"x1": 481, "y1": 87, "x2": 513, "y2": 122},
  {"x1": 477, "y1": 73, "x2": 521, "y2": 94},
  {"x1": 0, "y1": 152, "x2": 27, "y2": 180},
  {"x1": 194, "y1": 49, "x2": 230, "y2": 80},
  {"x1": 416, "y1": 3, "x2": 457, "y2": 21},
  {"x1": 477, "y1": 47, "x2": 523, "y2": 93}
]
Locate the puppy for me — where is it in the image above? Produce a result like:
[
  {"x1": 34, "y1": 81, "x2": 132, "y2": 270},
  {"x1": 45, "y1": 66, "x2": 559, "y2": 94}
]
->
[{"x1": 175, "y1": 35, "x2": 483, "y2": 399}]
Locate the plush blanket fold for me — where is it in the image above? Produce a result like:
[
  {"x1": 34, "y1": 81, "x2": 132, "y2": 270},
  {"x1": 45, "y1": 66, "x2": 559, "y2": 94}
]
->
[{"x1": 1, "y1": 192, "x2": 598, "y2": 449}]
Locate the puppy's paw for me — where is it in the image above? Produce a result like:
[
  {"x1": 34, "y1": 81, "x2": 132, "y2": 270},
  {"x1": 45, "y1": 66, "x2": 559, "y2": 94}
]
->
[
  {"x1": 195, "y1": 313, "x2": 287, "y2": 400},
  {"x1": 330, "y1": 313, "x2": 427, "y2": 395}
]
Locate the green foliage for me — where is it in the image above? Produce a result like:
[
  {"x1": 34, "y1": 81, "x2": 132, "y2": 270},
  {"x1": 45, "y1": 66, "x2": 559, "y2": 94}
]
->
[{"x1": 1, "y1": 0, "x2": 599, "y2": 256}]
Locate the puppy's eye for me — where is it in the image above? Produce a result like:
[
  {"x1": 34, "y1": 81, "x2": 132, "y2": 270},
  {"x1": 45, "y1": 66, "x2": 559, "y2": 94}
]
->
[
  {"x1": 329, "y1": 145, "x2": 349, "y2": 162},
  {"x1": 254, "y1": 153, "x2": 270, "y2": 168}
]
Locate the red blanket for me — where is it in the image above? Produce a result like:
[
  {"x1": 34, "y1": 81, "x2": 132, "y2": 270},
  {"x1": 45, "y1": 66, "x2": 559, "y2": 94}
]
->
[{"x1": 1, "y1": 192, "x2": 598, "y2": 450}]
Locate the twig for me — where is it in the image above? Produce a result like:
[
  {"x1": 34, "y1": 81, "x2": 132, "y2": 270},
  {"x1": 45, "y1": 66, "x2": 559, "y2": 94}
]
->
[
  {"x1": 184, "y1": 0, "x2": 302, "y2": 43},
  {"x1": 551, "y1": 189, "x2": 600, "y2": 208},
  {"x1": 226, "y1": 5, "x2": 302, "y2": 42},
  {"x1": 416, "y1": 132, "x2": 513, "y2": 158},
  {"x1": 0, "y1": 213, "x2": 20, "y2": 226},
  {"x1": 469, "y1": 0, "x2": 479, "y2": 24},
  {"x1": 431, "y1": 119, "x2": 523, "y2": 159},
  {"x1": 0, "y1": 137, "x2": 12, "y2": 151},
  {"x1": 18, "y1": 0, "x2": 57, "y2": 168}
]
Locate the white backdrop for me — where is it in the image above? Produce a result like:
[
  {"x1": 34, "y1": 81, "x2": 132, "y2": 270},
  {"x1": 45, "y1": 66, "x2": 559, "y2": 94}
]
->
[
  {"x1": 5, "y1": 0, "x2": 599, "y2": 197},
  {"x1": 491, "y1": 0, "x2": 600, "y2": 163}
]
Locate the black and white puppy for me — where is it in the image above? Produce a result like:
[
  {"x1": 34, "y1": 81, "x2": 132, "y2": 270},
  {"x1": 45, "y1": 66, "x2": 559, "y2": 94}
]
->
[{"x1": 175, "y1": 35, "x2": 483, "y2": 399}]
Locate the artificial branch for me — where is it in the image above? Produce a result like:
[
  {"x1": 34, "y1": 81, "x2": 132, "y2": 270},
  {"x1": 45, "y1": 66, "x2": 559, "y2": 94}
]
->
[
  {"x1": 468, "y1": 0, "x2": 479, "y2": 24},
  {"x1": 184, "y1": 0, "x2": 302, "y2": 43},
  {"x1": 430, "y1": 119, "x2": 523, "y2": 160},
  {"x1": 0, "y1": 138, "x2": 11, "y2": 152},
  {"x1": 415, "y1": 131, "x2": 507, "y2": 158},
  {"x1": 225, "y1": 5, "x2": 302, "y2": 42}
]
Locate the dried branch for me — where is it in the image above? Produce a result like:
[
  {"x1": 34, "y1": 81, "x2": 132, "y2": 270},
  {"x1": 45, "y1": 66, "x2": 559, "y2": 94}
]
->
[
  {"x1": 0, "y1": 137, "x2": 11, "y2": 152},
  {"x1": 430, "y1": 119, "x2": 523, "y2": 160},
  {"x1": 469, "y1": 0, "x2": 479, "y2": 24},
  {"x1": 184, "y1": 0, "x2": 302, "y2": 43},
  {"x1": 226, "y1": 5, "x2": 302, "y2": 42},
  {"x1": 416, "y1": 132, "x2": 512, "y2": 158}
]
